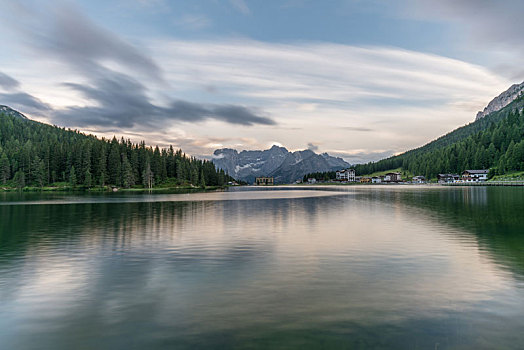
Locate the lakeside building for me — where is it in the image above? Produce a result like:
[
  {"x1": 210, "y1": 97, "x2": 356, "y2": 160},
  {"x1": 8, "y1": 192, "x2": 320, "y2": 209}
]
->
[
  {"x1": 384, "y1": 172, "x2": 402, "y2": 183},
  {"x1": 462, "y1": 170, "x2": 489, "y2": 182},
  {"x1": 308, "y1": 178, "x2": 317, "y2": 184},
  {"x1": 412, "y1": 176, "x2": 426, "y2": 183},
  {"x1": 437, "y1": 174, "x2": 460, "y2": 183},
  {"x1": 360, "y1": 177, "x2": 372, "y2": 183},
  {"x1": 336, "y1": 168, "x2": 356, "y2": 182},
  {"x1": 372, "y1": 176, "x2": 383, "y2": 183},
  {"x1": 255, "y1": 177, "x2": 274, "y2": 185}
]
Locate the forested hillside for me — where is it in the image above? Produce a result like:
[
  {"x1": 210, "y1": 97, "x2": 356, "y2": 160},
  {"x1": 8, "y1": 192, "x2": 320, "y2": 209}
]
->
[
  {"x1": 0, "y1": 108, "x2": 230, "y2": 189},
  {"x1": 355, "y1": 94, "x2": 524, "y2": 179}
]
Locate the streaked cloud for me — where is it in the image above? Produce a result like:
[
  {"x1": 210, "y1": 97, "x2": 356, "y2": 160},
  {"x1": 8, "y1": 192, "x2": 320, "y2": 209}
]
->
[
  {"x1": 307, "y1": 142, "x2": 319, "y2": 152},
  {"x1": 340, "y1": 126, "x2": 374, "y2": 132},
  {"x1": 174, "y1": 14, "x2": 212, "y2": 30},
  {"x1": 154, "y1": 39, "x2": 508, "y2": 107},
  {"x1": 327, "y1": 149, "x2": 396, "y2": 165},
  {"x1": 0, "y1": 0, "x2": 518, "y2": 163},
  {"x1": 0, "y1": 2, "x2": 273, "y2": 129},
  {"x1": 53, "y1": 71, "x2": 274, "y2": 128},
  {"x1": 0, "y1": 71, "x2": 20, "y2": 90},
  {"x1": 229, "y1": 0, "x2": 251, "y2": 15},
  {"x1": 0, "y1": 71, "x2": 51, "y2": 114},
  {"x1": 0, "y1": 92, "x2": 51, "y2": 114},
  {"x1": 29, "y1": 2, "x2": 162, "y2": 82},
  {"x1": 404, "y1": 0, "x2": 524, "y2": 79},
  {"x1": 408, "y1": 0, "x2": 524, "y2": 47}
]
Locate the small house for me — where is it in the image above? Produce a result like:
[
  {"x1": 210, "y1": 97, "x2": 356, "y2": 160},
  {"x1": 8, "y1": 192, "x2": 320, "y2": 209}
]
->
[
  {"x1": 437, "y1": 174, "x2": 460, "y2": 183},
  {"x1": 336, "y1": 168, "x2": 356, "y2": 182},
  {"x1": 255, "y1": 177, "x2": 274, "y2": 185},
  {"x1": 384, "y1": 172, "x2": 402, "y2": 183},
  {"x1": 462, "y1": 170, "x2": 489, "y2": 182},
  {"x1": 412, "y1": 176, "x2": 425, "y2": 184},
  {"x1": 372, "y1": 176, "x2": 382, "y2": 184}
]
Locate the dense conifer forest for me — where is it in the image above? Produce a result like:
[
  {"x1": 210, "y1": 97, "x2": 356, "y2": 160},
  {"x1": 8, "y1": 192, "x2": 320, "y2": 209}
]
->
[
  {"x1": 355, "y1": 95, "x2": 524, "y2": 178},
  {"x1": 302, "y1": 171, "x2": 336, "y2": 182},
  {"x1": 0, "y1": 110, "x2": 231, "y2": 189},
  {"x1": 304, "y1": 95, "x2": 524, "y2": 181}
]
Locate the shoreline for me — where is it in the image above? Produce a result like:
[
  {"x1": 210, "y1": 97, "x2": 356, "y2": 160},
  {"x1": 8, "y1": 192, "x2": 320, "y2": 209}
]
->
[{"x1": 0, "y1": 185, "x2": 226, "y2": 193}]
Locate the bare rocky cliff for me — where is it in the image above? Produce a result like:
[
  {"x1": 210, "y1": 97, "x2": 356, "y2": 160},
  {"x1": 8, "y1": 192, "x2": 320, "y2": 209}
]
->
[
  {"x1": 212, "y1": 146, "x2": 350, "y2": 184},
  {"x1": 0, "y1": 105, "x2": 28, "y2": 120},
  {"x1": 475, "y1": 81, "x2": 524, "y2": 120}
]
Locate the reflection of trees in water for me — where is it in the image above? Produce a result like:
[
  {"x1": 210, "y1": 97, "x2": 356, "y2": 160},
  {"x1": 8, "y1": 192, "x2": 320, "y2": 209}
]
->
[
  {"x1": 354, "y1": 187, "x2": 524, "y2": 279},
  {"x1": 0, "y1": 195, "x2": 334, "y2": 268}
]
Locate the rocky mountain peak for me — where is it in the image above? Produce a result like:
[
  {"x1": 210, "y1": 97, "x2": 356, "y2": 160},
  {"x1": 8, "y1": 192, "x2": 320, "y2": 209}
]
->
[
  {"x1": 0, "y1": 105, "x2": 28, "y2": 120},
  {"x1": 475, "y1": 81, "x2": 524, "y2": 121},
  {"x1": 212, "y1": 146, "x2": 350, "y2": 184}
]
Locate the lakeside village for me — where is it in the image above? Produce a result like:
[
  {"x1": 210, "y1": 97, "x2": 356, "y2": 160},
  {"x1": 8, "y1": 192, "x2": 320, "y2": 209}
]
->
[{"x1": 254, "y1": 169, "x2": 489, "y2": 186}]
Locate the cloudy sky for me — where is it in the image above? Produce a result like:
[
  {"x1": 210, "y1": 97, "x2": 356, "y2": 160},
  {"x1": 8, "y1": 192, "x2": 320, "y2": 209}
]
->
[{"x1": 0, "y1": 0, "x2": 522, "y2": 163}]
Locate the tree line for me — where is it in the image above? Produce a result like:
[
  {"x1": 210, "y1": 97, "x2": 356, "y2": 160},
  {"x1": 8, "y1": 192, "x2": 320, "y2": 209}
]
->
[
  {"x1": 302, "y1": 171, "x2": 336, "y2": 182},
  {"x1": 354, "y1": 107, "x2": 524, "y2": 179},
  {"x1": 298, "y1": 94, "x2": 524, "y2": 181},
  {"x1": 0, "y1": 113, "x2": 232, "y2": 189}
]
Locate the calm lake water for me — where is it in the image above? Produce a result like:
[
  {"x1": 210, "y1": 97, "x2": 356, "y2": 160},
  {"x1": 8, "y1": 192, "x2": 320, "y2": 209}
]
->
[{"x1": 1, "y1": 186, "x2": 524, "y2": 349}]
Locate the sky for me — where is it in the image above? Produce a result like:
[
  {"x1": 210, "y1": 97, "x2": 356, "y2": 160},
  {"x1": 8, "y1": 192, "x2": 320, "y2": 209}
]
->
[{"x1": 0, "y1": 0, "x2": 522, "y2": 163}]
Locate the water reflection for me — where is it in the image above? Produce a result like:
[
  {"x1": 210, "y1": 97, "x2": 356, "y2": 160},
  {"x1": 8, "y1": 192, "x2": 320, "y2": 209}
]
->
[
  {"x1": 0, "y1": 187, "x2": 524, "y2": 349},
  {"x1": 347, "y1": 186, "x2": 524, "y2": 280}
]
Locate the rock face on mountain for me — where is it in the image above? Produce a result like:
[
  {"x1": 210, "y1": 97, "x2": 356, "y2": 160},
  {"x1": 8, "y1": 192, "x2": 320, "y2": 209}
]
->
[
  {"x1": 475, "y1": 81, "x2": 524, "y2": 121},
  {"x1": 0, "y1": 105, "x2": 28, "y2": 120},
  {"x1": 212, "y1": 145, "x2": 350, "y2": 184}
]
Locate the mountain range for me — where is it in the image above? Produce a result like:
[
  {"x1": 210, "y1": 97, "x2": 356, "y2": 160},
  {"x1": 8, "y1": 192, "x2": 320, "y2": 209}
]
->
[
  {"x1": 3, "y1": 80, "x2": 523, "y2": 186},
  {"x1": 213, "y1": 81, "x2": 524, "y2": 184},
  {"x1": 212, "y1": 146, "x2": 350, "y2": 184}
]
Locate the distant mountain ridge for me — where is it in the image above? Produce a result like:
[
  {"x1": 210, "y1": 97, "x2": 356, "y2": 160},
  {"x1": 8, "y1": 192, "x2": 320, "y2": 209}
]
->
[
  {"x1": 475, "y1": 81, "x2": 524, "y2": 120},
  {"x1": 212, "y1": 146, "x2": 350, "y2": 184}
]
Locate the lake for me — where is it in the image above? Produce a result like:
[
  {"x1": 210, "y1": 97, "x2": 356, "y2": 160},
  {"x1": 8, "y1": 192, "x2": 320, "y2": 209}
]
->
[{"x1": 1, "y1": 186, "x2": 524, "y2": 349}]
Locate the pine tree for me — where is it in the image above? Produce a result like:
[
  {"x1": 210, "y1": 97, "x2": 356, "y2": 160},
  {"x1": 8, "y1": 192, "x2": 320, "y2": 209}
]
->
[
  {"x1": 69, "y1": 165, "x2": 77, "y2": 186},
  {"x1": 98, "y1": 145, "x2": 107, "y2": 186},
  {"x1": 0, "y1": 110, "x2": 234, "y2": 189},
  {"x1": 108, "y1": 141, "x2": 121, "y2": 186},
  {"x1": 190, "y1": 164, "x2": 199, "y2": 185},
  {"x1": 31, "y1": 157, "x2": 46, "y2": 187},
  {"x1": 81, "y1": 141, "x2": 91, "y2": 185},
  {"x1": 199, "y1": 168, "x2": 206, "y2": 188},
  {"x1": 13, "y1": 170, "x2": 25, "y2": 189},
  {"x1": 121, "y1": 154, "x2": 135, "y2": 188},
  {"x1": 0, "y1": 152, "x2": 10, "y2": 184},
  {"x1": 84, "y1": 169, "x2": 92, "y2": 188},
  {"x1": 142, "y1": 161, "x2": 154, "y2": 189}
]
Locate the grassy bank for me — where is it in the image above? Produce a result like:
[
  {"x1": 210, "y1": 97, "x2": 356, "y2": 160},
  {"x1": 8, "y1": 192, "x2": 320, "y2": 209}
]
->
[
  {"x1": 361, "y1": 168, "x2": 414, "y2": 181},
  {"x1": 490, "y1": 171, "x2": 524, "y2": 182}
]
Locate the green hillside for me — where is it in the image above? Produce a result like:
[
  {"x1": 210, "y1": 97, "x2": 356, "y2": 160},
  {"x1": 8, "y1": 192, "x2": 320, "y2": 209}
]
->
[
  {"x1": 355, "y1": 94, "x2": 524, "y2": 179},
  {"x1": 0, "y1": 107, "x2": 231, "y2": 190}
]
